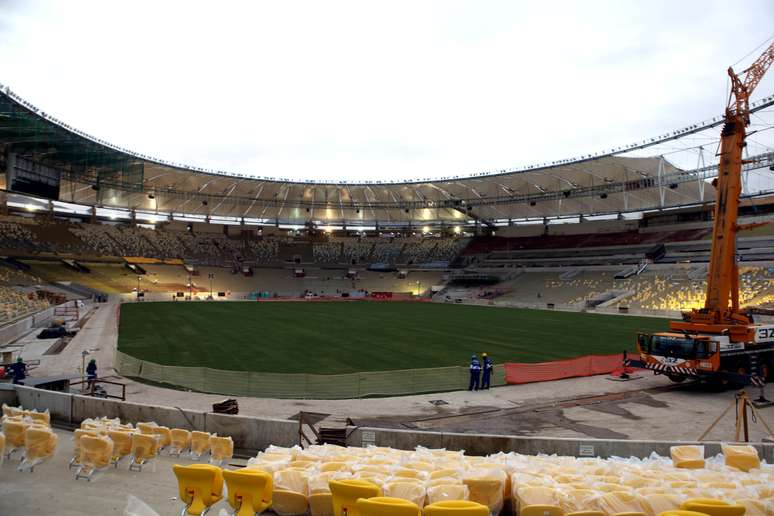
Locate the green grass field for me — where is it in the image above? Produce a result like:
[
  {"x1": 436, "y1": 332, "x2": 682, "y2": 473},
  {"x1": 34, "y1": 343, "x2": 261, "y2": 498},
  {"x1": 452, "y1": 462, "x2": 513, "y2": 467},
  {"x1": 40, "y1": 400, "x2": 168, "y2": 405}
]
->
[{"x1": 117, "y1": 301, "x2": 668, "y2": 374}]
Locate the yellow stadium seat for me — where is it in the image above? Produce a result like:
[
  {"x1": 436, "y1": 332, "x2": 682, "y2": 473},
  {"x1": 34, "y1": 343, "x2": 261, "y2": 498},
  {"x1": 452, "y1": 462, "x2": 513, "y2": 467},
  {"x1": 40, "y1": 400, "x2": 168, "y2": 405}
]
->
[
  {"x1": 69, "y1": 428, "x2": 99, "y2": 469},
  {"x1": 721, "y1": 444, "x2": 760, "y2": 472},
  {"x1": 210, "y1": 435, "x2": 234, "y2": 466},
  {"x1": 273, "y1": 469, "x2": 310, "y2": 516},
  {"x1": 310, "y1": 492, "x2": 335, "y2": 516},
  {"x1": 170, "y1": 428, "x2": 192, "y2": 456},
  {"x1": 330, "y1": 478, "x2": 382, "y2": 516},
  {"x1": 129, "y1": 432, "x2": 158, "y2": 471},
  {"x1": 640, "y1": 494, "x2": 682, "y2": 516},
  {"x1": 393, "y1": 468, "x2": 425, "y2": 480},
  {"x1": 18, "y1": 426, "x2": 57, "y2": 472},
  {"x1": 356, "y1": 496, "x2": 421, "y2": 516},
  {"x1": 430, "y1": 469, "x2": 461, "y2": 480},
  {"x1": 173, "y1": 464, "x2": 224, "y2": 515},
  {"x1": 190, "y1": 431, "x2": 211, "y2": 459},
  {"x1": 427, "y1": 484, "x2": 469, "y2": 505},
  {"x1": 734, "y1": 498, "x2": 767, "y2": 516},
  {"x1": 383, "y1": 481, "x2": 426, "y2": 508},
  {"x1": 597, "y1": 492, "x2": 644, "y2": 515},
  {"x1": 670, "y1": 446, "x2": 705, "y2": 469},
  {"x1": 25, "y1": 410, "x2": 50, "y2": 426},
  {"x1": 107, "y1": 430, "x2": 133, "y2": 466},
  {"x1": 75, "y1": 434, "x2": 113, "y2": 480},
  {"x1": 2, "y1": 419, "x2": 27, "y2": 458},
  {"x1": 2, "y1": 403, "x2": 23, "y2": 418},
  {"x1": 152, "y1": 426, "x2": 172, "y2": 449},
  {"x1": 321, "y1": 462, "x2": 350, "y2": 473},
  {"x1": 463, "y1": 477, "x2": 505, "y2": 515},
  {"x1": 137, "y1": 422, "x2": 157, "y2": 434},
  {"x1": 521, "y1": 505, "x2": 563, "y2": 516},
  {"x1": 680, "y1": 499, "x2": 746, "y2": 516},
  {"x1": 424, "y1": 500, "x2": 490, "y2": 516},
  {"x1": 223, "y1": 468, "x2": 273, "y2": 516},
  {"x1": 565, "y1": 512, "x2": 604, "y2": 516},
  {"x1": 658, "y1": 511, "x2": 708, "y2": 516},
  {"x1": 560, "y1": 490, "x2": 596, "y2": 514}
]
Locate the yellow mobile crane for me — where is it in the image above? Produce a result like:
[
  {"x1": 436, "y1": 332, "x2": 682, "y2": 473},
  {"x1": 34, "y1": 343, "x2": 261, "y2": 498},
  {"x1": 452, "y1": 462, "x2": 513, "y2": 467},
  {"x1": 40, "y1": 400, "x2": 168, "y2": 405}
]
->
[{"x1": 633, "y1": 42, "x2": 774, "y2": 386}]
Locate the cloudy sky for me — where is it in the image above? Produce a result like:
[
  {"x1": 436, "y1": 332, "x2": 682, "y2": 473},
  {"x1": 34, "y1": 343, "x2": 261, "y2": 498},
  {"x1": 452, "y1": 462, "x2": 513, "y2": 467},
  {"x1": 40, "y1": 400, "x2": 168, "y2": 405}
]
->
[{"x1": 1, "y1": 1, "x2": 772, "y2": 182}]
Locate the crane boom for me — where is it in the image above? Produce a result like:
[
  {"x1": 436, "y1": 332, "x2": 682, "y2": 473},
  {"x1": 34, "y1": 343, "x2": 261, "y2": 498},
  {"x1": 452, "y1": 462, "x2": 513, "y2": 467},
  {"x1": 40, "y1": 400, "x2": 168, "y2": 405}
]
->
[{"x1": 696, "y1": 42, "x2": 774, "y2": 326}]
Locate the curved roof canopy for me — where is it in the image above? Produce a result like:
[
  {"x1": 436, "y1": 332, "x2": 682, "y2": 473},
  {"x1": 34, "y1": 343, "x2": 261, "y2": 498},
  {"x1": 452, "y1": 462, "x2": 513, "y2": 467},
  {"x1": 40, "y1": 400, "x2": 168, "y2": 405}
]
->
[{"x1": 2, "y1": 86, "x2": 773, "y2": 227}]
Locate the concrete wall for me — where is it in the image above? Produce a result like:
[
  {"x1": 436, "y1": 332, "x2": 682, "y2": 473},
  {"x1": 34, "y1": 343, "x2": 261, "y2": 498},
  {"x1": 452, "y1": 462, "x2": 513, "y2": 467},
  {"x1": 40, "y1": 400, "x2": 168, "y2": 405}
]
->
[
  {"x1": 12, "y1": 385, "x2": 774, "y2": 461},
  {"x1": 13, "y1": 385, "x2": 297, "y2": 453},
  {"x1": 346, "y1": 426, "x2": 774, "y2": 462},
  {"x1": 0, "y1": 305, "x2": 55, "y2": 346}
]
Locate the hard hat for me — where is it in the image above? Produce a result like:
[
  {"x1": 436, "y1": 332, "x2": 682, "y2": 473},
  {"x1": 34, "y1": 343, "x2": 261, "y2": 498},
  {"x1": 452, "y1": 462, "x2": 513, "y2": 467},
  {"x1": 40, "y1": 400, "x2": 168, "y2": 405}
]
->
[
  {"x1": 16, "y1": 357, "x2": 23, "y2": 362},
  {"x1": 482, "y1": 353, "x2": 488, "y2": 357}
]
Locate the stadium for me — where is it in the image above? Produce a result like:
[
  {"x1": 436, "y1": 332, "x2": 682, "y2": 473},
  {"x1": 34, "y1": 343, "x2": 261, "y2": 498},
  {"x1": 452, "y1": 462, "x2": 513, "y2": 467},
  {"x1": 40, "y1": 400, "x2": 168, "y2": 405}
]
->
[{"x1": 2, "y1": 5, "x2": 774, "y2": 516}]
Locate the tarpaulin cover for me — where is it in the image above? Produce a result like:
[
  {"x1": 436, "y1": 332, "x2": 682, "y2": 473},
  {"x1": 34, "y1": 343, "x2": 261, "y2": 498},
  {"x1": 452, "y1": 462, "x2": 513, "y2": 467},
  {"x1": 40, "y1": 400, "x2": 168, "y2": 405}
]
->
[{"x1": 504, "y1": 354, "x2": 624, "y2": 385}]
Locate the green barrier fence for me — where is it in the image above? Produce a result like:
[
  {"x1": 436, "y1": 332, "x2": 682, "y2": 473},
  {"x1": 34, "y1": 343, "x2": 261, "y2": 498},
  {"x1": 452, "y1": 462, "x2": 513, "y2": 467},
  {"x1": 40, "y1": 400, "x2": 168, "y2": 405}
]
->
[{"x1": 115, "y1": 351, "x2": 506, "y2": 399}]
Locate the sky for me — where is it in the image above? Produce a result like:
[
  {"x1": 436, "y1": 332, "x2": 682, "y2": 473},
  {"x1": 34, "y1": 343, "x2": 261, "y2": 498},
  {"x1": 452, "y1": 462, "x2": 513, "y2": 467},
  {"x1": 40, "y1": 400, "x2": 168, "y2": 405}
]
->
[{"x1": 0, "y1": 0, "x2": 773, "y2": 182}]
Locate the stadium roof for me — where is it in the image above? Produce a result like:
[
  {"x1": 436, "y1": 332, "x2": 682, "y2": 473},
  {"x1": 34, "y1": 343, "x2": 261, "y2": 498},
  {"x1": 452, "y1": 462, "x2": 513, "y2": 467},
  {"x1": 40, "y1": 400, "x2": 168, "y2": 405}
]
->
[{"x1": 1, "y1": 85, "x2": 773, "y2": 227}]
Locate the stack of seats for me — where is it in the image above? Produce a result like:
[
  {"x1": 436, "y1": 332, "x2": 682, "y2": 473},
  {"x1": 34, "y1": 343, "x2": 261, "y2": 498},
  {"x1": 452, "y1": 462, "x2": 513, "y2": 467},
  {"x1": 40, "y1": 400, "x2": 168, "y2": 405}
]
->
[{"x1": 1, "y1": 404, "x2": 57, "y2": 472}]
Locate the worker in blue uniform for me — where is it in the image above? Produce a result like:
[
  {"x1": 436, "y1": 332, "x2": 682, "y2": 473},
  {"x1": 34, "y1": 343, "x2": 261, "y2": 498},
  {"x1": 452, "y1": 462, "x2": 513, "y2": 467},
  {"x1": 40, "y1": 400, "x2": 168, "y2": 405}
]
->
[
  {"x1": 481, "y1": 353, "x2": 493, "y2": 389},
  {"x1": 9, "y1": 357, "x2": 27, "y2": 384},
  {"x1": 468, "y1": 354, "x2": 481, "y2": 391},
  {"x1": 86, "y1": 359, "x2": 98, "y2": 388}
]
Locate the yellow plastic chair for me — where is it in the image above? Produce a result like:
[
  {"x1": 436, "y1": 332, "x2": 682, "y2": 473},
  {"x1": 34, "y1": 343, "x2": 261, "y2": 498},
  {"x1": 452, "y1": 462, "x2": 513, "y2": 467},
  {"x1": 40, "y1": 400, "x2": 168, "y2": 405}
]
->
[
  {"x1": 69, "y1": 428, "x2": 99, "y2": 469},
  {"x1": 170, "y1": 428, "x2": 192, "y2": 456},
  {"x1": 430, "y1": 469, "x2": 461, "y2": 481},
  {"x1": 424, "y1": 500, "x2": 490, "y2": 516},
  {"x1": 129, "y1": 432, "x2": 158, "y2": 471},
  {"x1": 565, "y1": 512, "x2": 605, "y2": 516},
  {"x1": 640, "y1": 494, "x2": 682, "y2": 516},
  {"x1": 356, "y1": 496, "x2": 421, "y2": 516},
  {"x1": 463, "y1": 478, "x2": 505, "y2": 515},
  {"x1": 597, "y1": 492, "x2": 645, "y2": 515},
  {"x1": 223, "y1": 468, "x2": 273, "y2": 516},
  {"x1": 173, "y1": 464, "x2": 224, "y2": 515},
  {"x1": 210, "y1": 435, "x2": 234, "y2": 466},
  {"x1": 2, "y1": 403, "x2": 23, "y2": 418},
  {"x1": 75, "y1": 434, "x2": 113, "y2": 481},
  {"x1": 273, "y1": 469, "x2": 310, "y2": 516},
  {"x1": 383, "y1": 481, "x2": 426, "y2": 508},
  {"x1": 191, "y1": 431, "x2": 211, "y2": 459},
  {"x1": 721, "y1": 444, "x2": 760, "y2": 472},
  {"x1": 152, "y1": 426, "x2": 172, "y2": 450},
  {"x1": 521, "y1": 505, "x2": 563, "y2": 516},
  {"x1": 321, "y1": 462, "x2": 350, "y2": 473},
  {"x1": 18, "y1": 426, "x2": 57, "y2": 472},
  {"x1": 137, "y1": 422, "x2": 158, "y2": 434},
  {"x1": 680, "y1": 499, "x2": 746, "y2": 516},
  {"x1": 393, "y1": 468, "x2": 425, "y2": 480},
  {"x1": 107, "y1": 430, "x2": 133, "y2": 466},
  {"x1": 310, "y1": 492, "x2": 335, "y2": 516},
  {"x1": 427, "y1": 484, "x2": 469, "y2": 505},
  {"x1": 670, "y1": 446, "x2": 705, "y2": 469},
  {"x1": 734, "y1": 499, "x2": 767, "y2": 516},
  {"x1": 330, "y1": 478, "x2": 382, "y2": 516},
  {"x1": 2, "y1": 419, "x2": 28, "y2": 458},
  {"x1": 25, "y1": 410, "x2": 51, "y2": 426},
  {"x1": 611, "y1": 513, "x2": 647, "y2": 516},
  {"x1": 560, "y1": 490, "x2": 597, "y2": 514}
]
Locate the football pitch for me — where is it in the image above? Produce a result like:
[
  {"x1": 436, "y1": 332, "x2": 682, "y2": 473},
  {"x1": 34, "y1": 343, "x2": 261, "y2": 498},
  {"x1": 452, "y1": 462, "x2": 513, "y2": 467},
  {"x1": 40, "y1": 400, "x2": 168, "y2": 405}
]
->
[{"x1": 118, "y1": 301, "x2": 668, "y2": 374}]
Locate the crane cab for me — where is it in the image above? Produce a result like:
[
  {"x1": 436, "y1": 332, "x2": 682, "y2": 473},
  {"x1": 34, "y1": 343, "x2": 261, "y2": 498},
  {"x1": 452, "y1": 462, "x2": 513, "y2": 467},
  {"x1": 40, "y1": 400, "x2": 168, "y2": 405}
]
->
[{"x1": 636, "y1": 332, "x2": 720, "y2": 381}]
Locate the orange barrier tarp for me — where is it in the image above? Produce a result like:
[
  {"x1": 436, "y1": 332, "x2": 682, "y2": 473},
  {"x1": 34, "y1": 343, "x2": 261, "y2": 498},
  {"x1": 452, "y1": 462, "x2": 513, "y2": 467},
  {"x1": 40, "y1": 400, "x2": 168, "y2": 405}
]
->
[{"x1": 504, "y1": 353, "x2": 626, "y2": 384}]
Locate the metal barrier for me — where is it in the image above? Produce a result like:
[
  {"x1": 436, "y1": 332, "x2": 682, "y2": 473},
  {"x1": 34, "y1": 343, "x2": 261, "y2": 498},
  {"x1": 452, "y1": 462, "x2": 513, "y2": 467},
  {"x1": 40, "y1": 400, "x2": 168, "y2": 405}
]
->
[{"x1": 115, "y1": 351, "x2": 506, "y2": 399}]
